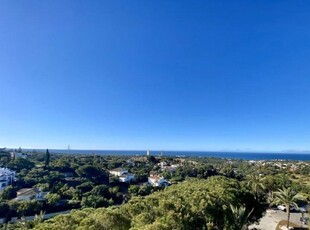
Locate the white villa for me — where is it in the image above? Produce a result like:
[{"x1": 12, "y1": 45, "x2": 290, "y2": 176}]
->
[
  {"x1": 119, "y1": 173, "x2": 135, "y2": 183},
  {"x1": 148, "y1": 175, "x2": 166, "y2": 187},
  {"x1": 16, "y1": 188, "x2": 44, "y2": 201},
  {"x1": 109, "y1": 168, "x2": 128, "y2": 177},
  {"x1": 159, "y1": 162, "x2": 180, "y2": 172},
  {"x1": 0, "y1": 168, "x2": 15, "y2": 191},
  {"x1": 109, "y1": 168, "x2": 135, "y2": 183}
]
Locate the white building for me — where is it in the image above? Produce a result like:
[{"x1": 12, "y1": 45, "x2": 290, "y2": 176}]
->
[
  {"x1": 109, "y1": 168, "x2": 135, "y2": 183},
  {"x1": 160, "y1": 163, "x2": 180, "y2": 173},
  {"x1": 119, "y1": 173, "x2": 135, "y2": 183},
  {"x1": 0, "y1": 168, "x2": 15, "y2": 191},
  {"x1": 159, "y1": 162, "x2": 167, "y2": 167},
  {"x1": 10, "y1": 152, "x2": 27, "y2": 159},
  {"x1": 148, "y1": 175, "x2": 166, "y2": 187},
  {"x1": 109, "y1": 168, "x2": 128, "y2": 177},
  {"x1": 16, "y1": 188, "x2": 44, "y2": 201}
]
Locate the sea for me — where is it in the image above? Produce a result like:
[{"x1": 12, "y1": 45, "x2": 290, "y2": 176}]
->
[{"x1": 45, "y1": 149, "x2": 310, "y2": 161}]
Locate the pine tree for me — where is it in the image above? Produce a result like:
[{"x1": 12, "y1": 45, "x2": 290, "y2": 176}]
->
[{"x1": 45, "y1": 149, "x2": 50, "y2": 167}]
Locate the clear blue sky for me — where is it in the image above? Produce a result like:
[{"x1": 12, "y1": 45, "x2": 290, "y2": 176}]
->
[{"x1": 1, "y1": 1, "x2": 310, "y2": 152}]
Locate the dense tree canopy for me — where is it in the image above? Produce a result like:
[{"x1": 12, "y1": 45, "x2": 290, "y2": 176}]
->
[{"x1": 33, "y1": 176, "x2": 265, "y2": 230}]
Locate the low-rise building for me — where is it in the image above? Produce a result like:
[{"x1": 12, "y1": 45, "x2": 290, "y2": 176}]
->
[
  {"x1": 148, "y1": 175, "x2": 166, "y2": 187},
  {"x1": 119, "y1": 173, "x2": 135, "y2": 183},
  {"x1": 16, "y1": 188, "x2": 44, "y2": 201},
  {"x1": 109, "y1": 168, "x2": 128, "y2": 177},
  {"x1": 160, "y1": 163, "x2": 180, "y2": 173},
  {"x1": 0, "y1": 168, "x2": 15, "y2": 191},
  {"x1": 109, "y1": 168, "x2": 135, "y2": 183},
  {"x1": 10, "y1": 152, "x2": 27, "y2": 159}
]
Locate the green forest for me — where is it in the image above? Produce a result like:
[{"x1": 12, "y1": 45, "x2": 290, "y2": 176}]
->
[{"x1": 32, "y1": 177, "x2": 264, "y2": 230}]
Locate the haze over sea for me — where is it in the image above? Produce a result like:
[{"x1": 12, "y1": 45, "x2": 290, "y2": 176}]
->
[{"x1": 44, "y1": 149, "x2": 310, "y2": 161}]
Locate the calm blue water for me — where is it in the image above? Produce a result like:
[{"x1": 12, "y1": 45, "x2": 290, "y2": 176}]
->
[{"x1": 47, "y1": 149, "x2": 310, "y2": 161}]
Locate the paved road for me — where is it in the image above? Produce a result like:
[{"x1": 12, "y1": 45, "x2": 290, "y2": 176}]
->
[{"x1": 250, "y1": 209, "x2": 309, "y2": 230}]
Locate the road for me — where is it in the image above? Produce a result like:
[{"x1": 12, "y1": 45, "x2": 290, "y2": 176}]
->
[{"x1": 249, "y1": 209, "x2": 309, "y2": 230}]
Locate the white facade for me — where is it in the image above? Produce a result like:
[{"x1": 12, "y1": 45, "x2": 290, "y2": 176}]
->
[
  {"x1": 0, "y1": 168, "x2": 15, "y2": 191},
  {"x1": 148, "y1": 176, "x2": 166, "y2": 187},
  {"x1": 109, "y1": 168, "x2": 135, "y2": 183},
  {"x1": 119, "y1": 173, "x2": 135, "y2": 183},
  {"x1": 109, "y1": 168, "x2": 128, "y2": 177},
  {"x1": 10, "y1": 152, "x2": 27, "y2": 159},
  {"x1": 160, "y1": 163, "x2": 179, "y2": 172}
]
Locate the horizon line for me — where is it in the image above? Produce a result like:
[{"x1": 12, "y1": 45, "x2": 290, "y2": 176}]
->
[{"x1": 3, "y1": 146, "x2": 310, "y2": 154}]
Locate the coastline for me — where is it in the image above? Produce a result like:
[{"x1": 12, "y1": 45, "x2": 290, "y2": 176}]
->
[{"x1": 17, "y1": 149, "x2": 310, "y2": 161}]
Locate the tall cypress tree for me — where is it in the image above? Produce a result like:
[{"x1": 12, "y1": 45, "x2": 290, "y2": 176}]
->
[{"x1": 45, "y1": 149, "x2": 50, "y2": 167}]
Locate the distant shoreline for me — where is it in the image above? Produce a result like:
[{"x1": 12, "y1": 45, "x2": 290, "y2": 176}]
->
[{"x1": 11, "y1": 148, "x2": 310, "y2": 161}]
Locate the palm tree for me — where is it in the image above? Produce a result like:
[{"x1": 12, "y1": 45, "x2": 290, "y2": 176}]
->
[
  {"x1": 247, "y1": 174, "x2": 265, "y2": 200},
  {"x1": 33, "y1": 210, "x2": 45, "y2": 225},
  {"x1": 272, "y1": 187, "x2": 303, "y2": 229},
  {"x1": 229, "y1": 205, "x2": 254, "y2": 230}
]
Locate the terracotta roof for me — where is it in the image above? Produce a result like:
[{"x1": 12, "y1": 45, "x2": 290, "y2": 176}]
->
[{"x1": 149, "y1": 175, "x2": 162, "y2": 180}]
